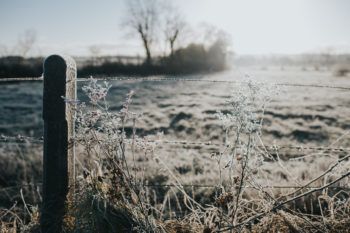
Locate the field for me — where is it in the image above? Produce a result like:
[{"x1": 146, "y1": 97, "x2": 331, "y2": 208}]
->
[
  {"x1": 1, "y1": 66, "x2": 350, "y2": 142},
  {"x1": 1, "y1": 66, "x2": 350, "y2": 232}
]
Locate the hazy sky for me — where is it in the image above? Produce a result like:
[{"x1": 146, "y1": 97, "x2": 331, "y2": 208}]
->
[{"x1": 1, "y1": 0, "x2": 350, "y2": 56}]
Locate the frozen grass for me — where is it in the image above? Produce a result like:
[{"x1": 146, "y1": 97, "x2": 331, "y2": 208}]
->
[{"x1": 1, "y1": 77, "x2": 350, "y2": 232}]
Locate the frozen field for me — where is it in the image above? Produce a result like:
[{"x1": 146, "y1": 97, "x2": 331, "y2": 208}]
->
[
  {"x1": 1, "y1": 66, "x2": 349, "y2": 147},
  {"x1": 1, "y1": 66, "x2": 350, "y2": 216}
]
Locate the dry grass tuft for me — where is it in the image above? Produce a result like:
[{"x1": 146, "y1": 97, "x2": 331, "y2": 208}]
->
[
  {"x1": 162, "y1": 220, "x2": 204, "y2": 233},
  {"x1": 251, "y1": 211, "x2": 304, "y2": 233}
]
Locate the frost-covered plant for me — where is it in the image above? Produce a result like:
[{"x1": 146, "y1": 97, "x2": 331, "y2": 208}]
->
[
  {"x1": 215, "y1": 80, "x2": 276, "y2": 225},
  {"x1": 71, "y1": 77, "x2": 160, "y2": 232},
  {"x1": 81, "y1": 77, "x2": 111, "y2": 105}
]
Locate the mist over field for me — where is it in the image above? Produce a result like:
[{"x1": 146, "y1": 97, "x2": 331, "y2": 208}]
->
[{"x1": 1, "y1": 0, "x2": 350, "y2": 232}]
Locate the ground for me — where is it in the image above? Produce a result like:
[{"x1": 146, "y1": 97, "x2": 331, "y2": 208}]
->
[{"x1": 1, "y1": 65, "x2": 350, "y2": 231}]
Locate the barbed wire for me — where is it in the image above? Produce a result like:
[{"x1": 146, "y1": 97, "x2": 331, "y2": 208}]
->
[
  {"x1": 0, "y1": 77, "x2": 43, "y2": 82},
  {"x1": 78, "y1": 77, "x2": 350, "y2": 90},
  {"x1": 1, "y1": 76, "x2": 350, "y2": 91},
  {"x1": 0, "y1": 134, "x2": 43, "y2": 144},
  {"x1": 151, "y1": 139, "x2": 350, "y2": 152},
  {"x1": 143, "y1": 184, "x2": 350, "y2": 189},
  {"x1": 1, "y1": 182, "x2": 349, "y2": 192},
  {"x1": 1, "y1": 134, "x2": 350, "y2": 153}
]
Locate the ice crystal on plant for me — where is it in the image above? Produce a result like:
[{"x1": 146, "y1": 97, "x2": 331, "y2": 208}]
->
[{"x1": 81, "y1": 77, "x2": 111, "y2": 105}]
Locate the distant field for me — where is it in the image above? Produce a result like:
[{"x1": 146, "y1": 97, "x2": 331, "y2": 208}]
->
[
  {"x1": 1, "y1": 66, "x2": 349, "y2": 147},
  {"x1": 2, "y1": 66, "x2": 350, "y2": 186}
]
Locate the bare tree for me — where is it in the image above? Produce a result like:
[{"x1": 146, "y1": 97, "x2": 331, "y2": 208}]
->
[
  {"x1": 162, "y1": 3, "x2": 186, "y2": 56},
  {"x1": 17, "y1": 29, "x2": 37, "y2": 57},
  {"x1": 124, "y1": 0, "x2": 160, "y2": 64}
]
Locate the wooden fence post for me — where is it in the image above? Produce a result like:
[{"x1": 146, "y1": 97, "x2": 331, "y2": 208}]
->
[{"x1": 41, "y1": 55, "x2": 76, "y2": 232}]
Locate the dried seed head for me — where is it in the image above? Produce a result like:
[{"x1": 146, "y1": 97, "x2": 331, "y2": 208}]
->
[{"x1": 215, "y1": 192, "x2": 234, "y2": 206}]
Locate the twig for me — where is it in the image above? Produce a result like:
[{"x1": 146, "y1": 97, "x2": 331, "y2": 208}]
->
[
  {"x1": 217, "y1": 171, "x2": 350, "y2": 232},
  {"x1": 285, "y1": 154, "x2": 350, "y2": 198}
]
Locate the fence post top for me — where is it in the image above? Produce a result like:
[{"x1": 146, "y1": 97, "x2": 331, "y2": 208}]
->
[
  {"x1": 43, "y1": 54, "x2": 76, "y2": 121},
  {"x1": 44, "y1": 54, "x2": 76, "y2": 69}
]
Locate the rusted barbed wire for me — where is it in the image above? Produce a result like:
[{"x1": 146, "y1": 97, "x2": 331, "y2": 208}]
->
[
  {"x1": 1, "y1": 134, "x2": 350, "y2": 153},
  {"x1": 1, "y1": 76, "x2": 350, "y2": 91}
]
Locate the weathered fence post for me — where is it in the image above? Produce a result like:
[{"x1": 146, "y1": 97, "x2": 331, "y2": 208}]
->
[{"x1": 41, "y1": 55, "x2": 76, "y2": 232}]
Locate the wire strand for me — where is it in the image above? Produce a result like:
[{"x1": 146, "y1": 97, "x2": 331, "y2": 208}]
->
[
  {"x1": 1, "y1": 182, "x2": 349, "y2": 191},
  {"x1": 1, "y1": 134, "x2": 350, "y2": 152},
  {"x1": 0, "y1": 77, "x2": 43, "y2": 82},
  {"x1": 78, "y1": 77, "x2": 350, "y2": 90},
  {"x1": 1, "y1": 76, "x2": 350, "y2": 90}
]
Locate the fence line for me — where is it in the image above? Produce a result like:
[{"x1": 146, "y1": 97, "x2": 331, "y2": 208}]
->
[
  {"x1": 148, "y1": 139, "x2": 350, "y2": 152},
  {"x1": 143, "y1": 184, "x2": 350, "y2": 189},
  {"x1": 1, "y1": 75, "x2": 350, "y2": 90},
  {"x1": 0, "y1": 77, "x2": 43, "y2": 82},
  {"x1": 1, "y1": 182, "x2": 349, "y2": 192},
  {"x1": 77, "y1": 77, "x2": 350, "y2": 91},
  {"x1": 1, "y1": 134, "x2": 350, "y2": 153},
  {"x1": 0, "y1": 134, "x2": 44, "y2": 144}
]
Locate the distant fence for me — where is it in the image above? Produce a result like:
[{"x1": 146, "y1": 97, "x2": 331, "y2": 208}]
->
[{"x1": 1, "y1": 55, "x2": 350, "y2": 232}]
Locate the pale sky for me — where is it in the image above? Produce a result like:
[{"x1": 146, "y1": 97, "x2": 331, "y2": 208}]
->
[{"x1": 1, "y1": 0, "x2": 350, "y2": 56}]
